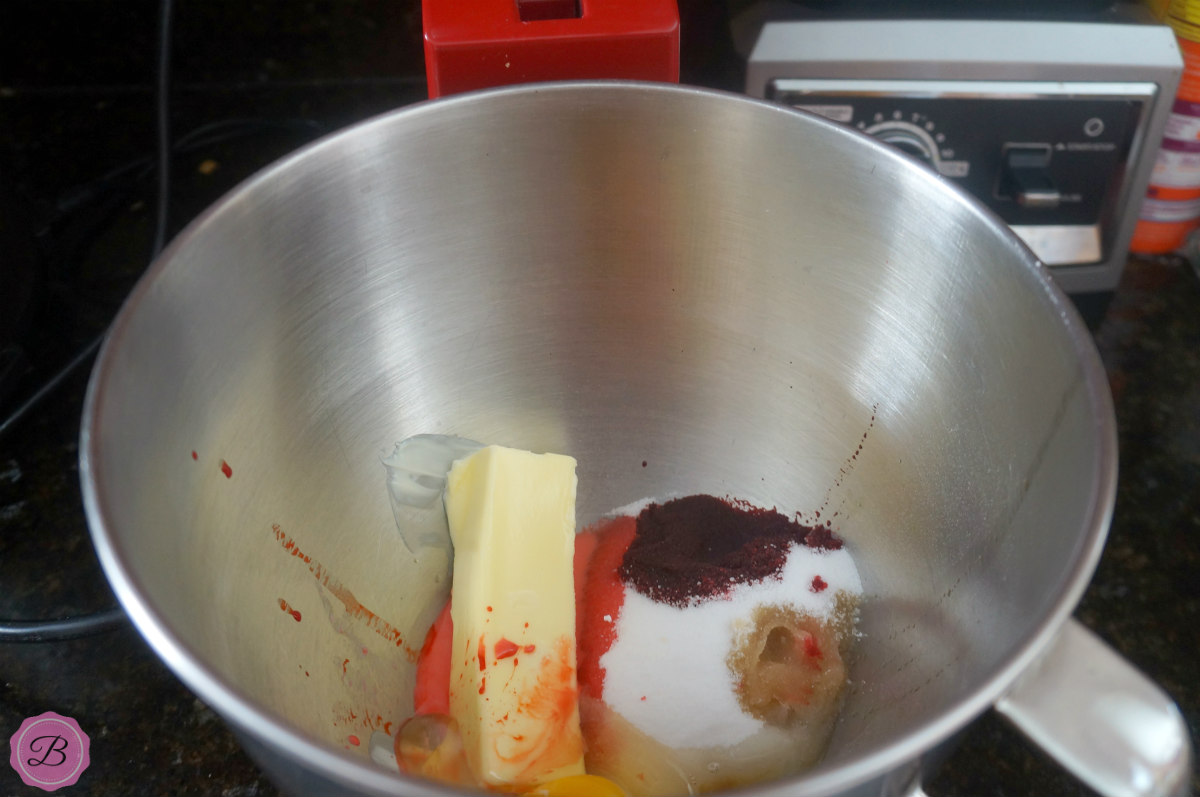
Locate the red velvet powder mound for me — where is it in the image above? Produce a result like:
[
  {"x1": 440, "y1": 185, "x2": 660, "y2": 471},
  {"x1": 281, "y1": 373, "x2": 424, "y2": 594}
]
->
[{"x1": 619, "y1": 495, "x2": 843, "y2": 607}]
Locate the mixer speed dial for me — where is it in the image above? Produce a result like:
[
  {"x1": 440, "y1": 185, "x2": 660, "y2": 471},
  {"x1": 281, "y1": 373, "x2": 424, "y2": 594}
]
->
[
  {"x1": 856, "y1": 112, "x2": 969, "y2": 178},
  {"x1": 867, "y1": 123, "x2": 937, "y2": 163}
]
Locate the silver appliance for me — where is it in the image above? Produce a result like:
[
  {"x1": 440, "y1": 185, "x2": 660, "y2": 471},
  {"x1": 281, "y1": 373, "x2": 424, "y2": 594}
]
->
[{"x1": 744, "y1": 11, "x2": 1183, "y2": 298}]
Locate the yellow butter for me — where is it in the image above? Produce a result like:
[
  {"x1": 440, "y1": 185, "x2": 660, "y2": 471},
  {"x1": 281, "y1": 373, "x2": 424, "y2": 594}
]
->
[{"x1": 444, "y1": 445, "x2": 586, "y2": 789}]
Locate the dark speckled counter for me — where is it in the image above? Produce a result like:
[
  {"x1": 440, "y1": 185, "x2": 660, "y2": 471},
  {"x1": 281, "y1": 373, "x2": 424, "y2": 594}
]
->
[
  {"x1": 927, "y1": 255, "x2": 1200, "y2": 797},
  {"x1": 2, "y1": 3, "x2": 1198, "y2": 794}
]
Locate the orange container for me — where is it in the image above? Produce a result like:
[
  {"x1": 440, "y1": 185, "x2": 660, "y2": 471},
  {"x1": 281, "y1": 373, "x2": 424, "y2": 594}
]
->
[
  {"x1": 1131, "y1": 3, "x2": 1200, "y2": 253},
  {"x1": 1131, "y1": 200, "x2": 1200, "y2": 253},
  {"x1": 1176, "y1": 37, "x2": 1200, "y2": 102}
]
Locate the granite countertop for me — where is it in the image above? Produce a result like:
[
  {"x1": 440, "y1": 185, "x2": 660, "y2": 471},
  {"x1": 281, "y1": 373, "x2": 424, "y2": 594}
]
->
[{"x1": 2, "y1": 3, "x2": 1198, "y2": 795}]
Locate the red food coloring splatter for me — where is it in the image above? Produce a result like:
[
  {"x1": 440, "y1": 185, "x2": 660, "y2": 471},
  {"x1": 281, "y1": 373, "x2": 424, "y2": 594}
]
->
[
  {"x1": 478, "y1": 677, "x2": 486, "y2": 695},
  {"x1": 640, "y1": 696, "x2": 647, "y2": 702},
  {"x1": 803, "y1": 634, "x2": 823, "y2": 660},
  {"x1": 348, "y1": 735, "x2": 360, "y2": 746},
  {"x1": 523, "y1": 644, "x2": 536, "y2": 654},
  {"x1": 191, "y1": 450, "x2": 198, "y2": 460},
  {"x1": 342, "y1": 658, "x2": 350, "y2": 674},
  {"x1": 220, "y1": 459, "x2": 233, "y2": 478},
  {"x1": 811, "y1": 575, "x2": 828, "y2": 593},
  {"x1": 494, "y1": 638, "x2": 519, "y2": 660},
  {"x1": 577, "y1": 515, "x2": 637, "y2": 700},
  {"x1": 278, "y1": 598, "x2": 301, "y2": 622},
  {"x1": 642, "y1": 460, "x2": 647, "y2": 468},
  {"x1": 414, "y1": 601, "x2": 452, "y2": 715},
  {"x1": 486, "y1": 606, "x2": 493, "y2": 612},
  {"x1": 271, "y1": 524, "x2": 416, "y2": 658},
  {"x1": 477, "y1": 636, "x2": 487, "y2": 671}
]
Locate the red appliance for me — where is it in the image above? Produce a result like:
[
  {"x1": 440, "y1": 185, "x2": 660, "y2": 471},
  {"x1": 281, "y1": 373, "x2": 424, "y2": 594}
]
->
[{"x1": 423, "y1": 0, "x2": 680, "y2": 98}]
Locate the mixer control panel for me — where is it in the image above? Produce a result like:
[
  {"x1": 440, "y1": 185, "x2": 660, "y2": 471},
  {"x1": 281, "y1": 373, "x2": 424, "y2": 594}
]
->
[
  {"x1": 769, "y1": 79, "x2": 1152, "y2": 268},
  {"x1": 742, "y1": 16, "x2": 1182, "y2": 298}
]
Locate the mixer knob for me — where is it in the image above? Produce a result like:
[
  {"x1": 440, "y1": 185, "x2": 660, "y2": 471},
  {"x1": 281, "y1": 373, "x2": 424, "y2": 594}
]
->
[{"x1": 875, "y1": 130, "x2": 936, "y2": 165}]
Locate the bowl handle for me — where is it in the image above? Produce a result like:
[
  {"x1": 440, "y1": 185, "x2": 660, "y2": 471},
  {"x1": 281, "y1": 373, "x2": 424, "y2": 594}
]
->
[{"x1": 994, "y1": 617, "x2": 1193, "y2": 797}]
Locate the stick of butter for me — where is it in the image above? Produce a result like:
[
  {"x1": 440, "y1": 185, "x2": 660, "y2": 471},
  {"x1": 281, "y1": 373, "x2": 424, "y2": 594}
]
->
[{"x1": 444, "y1": 445, "x2": 586, "y2": 789}]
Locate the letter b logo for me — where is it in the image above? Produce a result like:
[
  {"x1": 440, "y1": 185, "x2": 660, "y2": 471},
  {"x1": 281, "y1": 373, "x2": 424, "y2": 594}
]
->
[{"x1": 9, "y1": 713, "x2": 90, "y2": 791}]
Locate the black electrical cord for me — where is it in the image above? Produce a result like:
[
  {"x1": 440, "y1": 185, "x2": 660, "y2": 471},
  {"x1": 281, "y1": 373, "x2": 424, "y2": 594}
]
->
[
  {"x1": 2, "y1": 7, "x2": 330, "y2": 644},
  {"x1": 2, "y1": 114, "x2": 326, "y2": 436},
  {"x1": 0, "y1": 335, "x2": 103, "y2": 441},
  {"x1": 150, "y1": 0, "x2": 174, "y2": 259},
  {"x1": 51, "y1": 116, "x2": 325, "y2": 225},
  {"x1": 35, "y1": 116, "x2": 324, "y2": 297},
  {"x1": 0, "y1": 0, "x2": 176, "y2": 643},
  {"x1": 0, "y1": 607, "x2": 129, "y2": 644}
]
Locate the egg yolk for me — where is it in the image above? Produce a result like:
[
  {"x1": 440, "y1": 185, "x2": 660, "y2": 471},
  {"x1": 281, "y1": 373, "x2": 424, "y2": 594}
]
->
[{"x1": 522, "y1": 773, "x2": 626, "y2": 796}]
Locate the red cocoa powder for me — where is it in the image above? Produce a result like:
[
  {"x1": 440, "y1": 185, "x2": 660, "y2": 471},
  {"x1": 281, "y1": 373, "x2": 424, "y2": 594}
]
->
[{"x1": 619, "y1": 495, "x2": 842, "y2": 607}]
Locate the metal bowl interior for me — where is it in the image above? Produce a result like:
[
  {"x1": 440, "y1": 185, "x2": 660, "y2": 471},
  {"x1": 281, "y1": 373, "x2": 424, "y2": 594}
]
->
[{"x1": 81, "y1": 82, "x2": 1116, "y2": 797}]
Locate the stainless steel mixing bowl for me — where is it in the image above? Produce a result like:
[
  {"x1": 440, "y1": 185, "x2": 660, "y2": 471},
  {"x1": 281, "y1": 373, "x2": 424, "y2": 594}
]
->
[{"x1": 80, "y1": 82, "x2": 1190, "y2": 796}]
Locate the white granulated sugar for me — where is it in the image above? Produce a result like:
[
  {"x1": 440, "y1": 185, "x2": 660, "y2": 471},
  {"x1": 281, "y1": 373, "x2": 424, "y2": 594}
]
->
[{"x1": 599, "y1": 542, "x2": 862, "y2": 750}]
